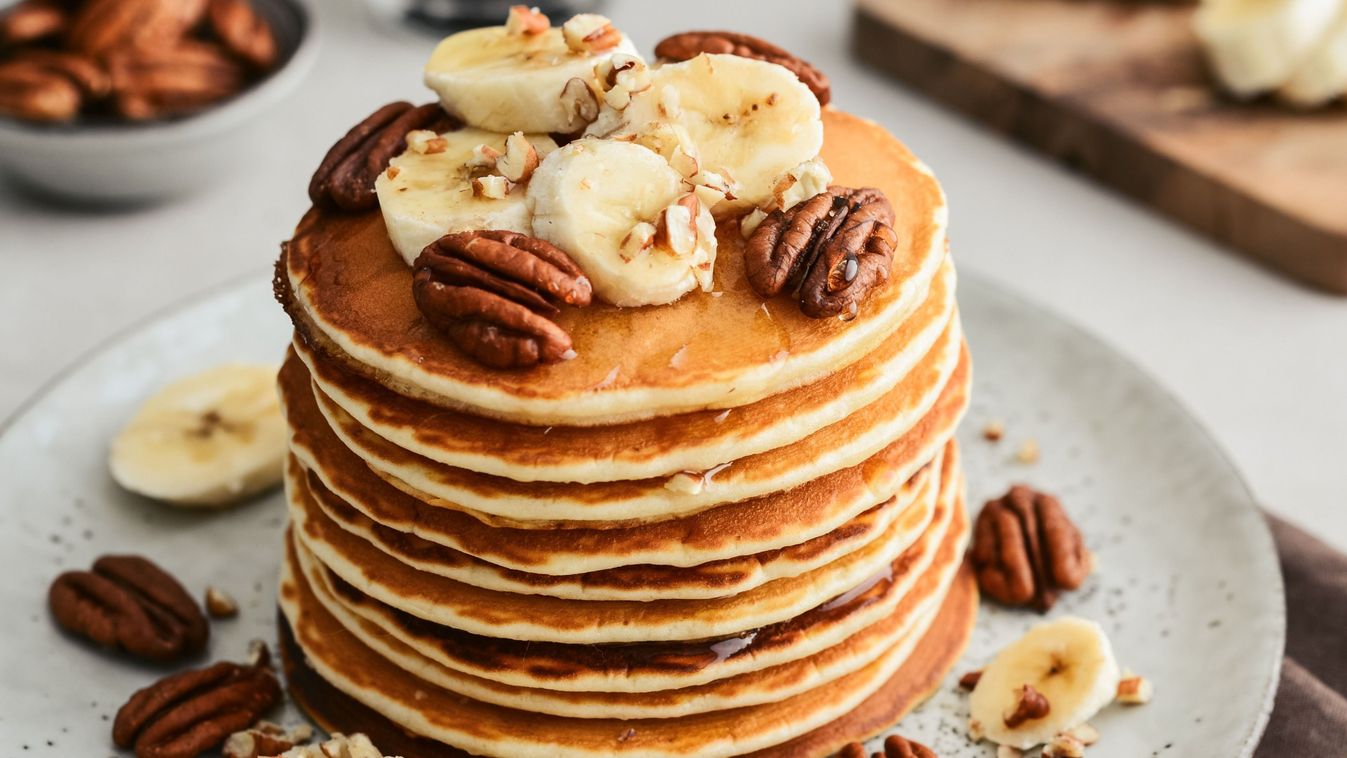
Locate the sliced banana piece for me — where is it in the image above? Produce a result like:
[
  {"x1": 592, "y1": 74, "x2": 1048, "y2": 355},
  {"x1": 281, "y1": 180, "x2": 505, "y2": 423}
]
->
[
  {"x1": 424, "y1": 24, "x2": 640, "y2": 134},
  {"x1": 109, "y1": 365, "x2": 285, "y2": 508},
  {"x1": 1194, "y1": 0, "x2": 1340, "y2": 98},
  {"x1": 586, "y1": 53, "x2": 823, "y2": 214},
  {"x1": 969, "y1": 616, "x2": 1121, "y2": 750},
  {"x1": 1281, "y1": 8, "x2": 1347, "y2": 107},
  {"x1": 376, "y1": 128, "x2": 559, "y2": 266},
  {"x1": 528, "y1": 138, "x2": 716, "y2": 307}
]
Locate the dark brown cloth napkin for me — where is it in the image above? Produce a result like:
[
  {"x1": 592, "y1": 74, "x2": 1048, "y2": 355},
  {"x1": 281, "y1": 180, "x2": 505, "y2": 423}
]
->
[{"x1": 1254, "y1": 516, "x2": 1347, "y2": 756}]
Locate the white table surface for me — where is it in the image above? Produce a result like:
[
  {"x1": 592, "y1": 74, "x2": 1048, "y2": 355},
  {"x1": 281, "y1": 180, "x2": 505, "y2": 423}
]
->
[{"x1": 1, "y1": 0, "x2": 1344, "y2": 550}]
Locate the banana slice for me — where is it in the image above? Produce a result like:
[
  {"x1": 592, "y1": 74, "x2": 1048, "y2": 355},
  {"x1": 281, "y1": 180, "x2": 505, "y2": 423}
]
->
[
  {"x1": 375, "y1": 127, "x2": 559, "y2": 266},
  {"x1": 1194, "y1": 0, "x2": 1340, "y2": 98},
  {"x1": 109, "y1": 364, "x2": 285, "y2": 508},
  {"x1": 1280, "y1": 8, "x2": 1347, "y2": 107},
  {"x1": 424, "y1": 23, "x2": 640, "y2": 134},
  {"x1": 968, "y1": 616, "x2": 1121, "y2": 750},
  {"x1": 528, "y1": 138, "x2": 716, "y2": 307},
  {"x1": 586, "y1": 53, "x2": 823, "y2": 214}
]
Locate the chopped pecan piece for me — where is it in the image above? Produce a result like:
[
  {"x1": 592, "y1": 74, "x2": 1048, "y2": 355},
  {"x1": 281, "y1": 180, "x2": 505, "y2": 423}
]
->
[
  {"x1": 1004, "y1": 684, "x2": 1051, "y2": 728},
  {"x1": 0, "y1": 59, "x2": 82, "y2": 122},
  {"x1": 971, "y1": 485, "x2": 1092, "y2": 612},
  {"x1": 308, "y1": 101, "x2": 453, "y2": 212},
  {"x1": 0, "y1": 1, "x2": 68, "y2": 47},
  {"x1": 744, "y1": 186, "x2": 898, "y2": 319},
  {"x1": 654, "y1": 30, "x2": 830, "y2": 105},
  {"x1": 222, "y1": 721, "x2": 310, "y2": 758},
  {"x1": 413, "y1": 230, "x2": 593, "y2": 369},
  {"x1": 208, "y1": 0, "x2": 278, "y2": 71},
  {"x1": 838, "y1": 734, "x2": 939, "y2": 758},
  {"x1": 48, "y1": 554, "x2": 208, "y2": 662},
  {"x1": 69, "y1": 0, "x2": 210, "y2": 59},
  {"x1": 107, "y1": 41, "x2": 247, "y2": 120},
  {"x1": 114, "y1": 645, "x2": 282, "y2": 758}
]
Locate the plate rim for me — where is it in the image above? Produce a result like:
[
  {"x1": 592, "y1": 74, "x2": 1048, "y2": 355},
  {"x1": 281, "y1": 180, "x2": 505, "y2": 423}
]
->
[{"x1": 0, "y1": 267, "x2": 1286, "y2": 756}]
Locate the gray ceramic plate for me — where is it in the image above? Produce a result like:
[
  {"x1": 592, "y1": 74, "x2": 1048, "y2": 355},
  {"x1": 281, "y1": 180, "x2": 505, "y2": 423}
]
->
[{"x1": 0, "y1": 272, "x2": 1282, "y2": 757}]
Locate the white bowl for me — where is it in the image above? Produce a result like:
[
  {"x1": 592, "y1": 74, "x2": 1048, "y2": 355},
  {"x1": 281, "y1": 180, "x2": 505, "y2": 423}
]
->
[{"x1": 0, "y1": 0, "x2": 319, "y2": 205}]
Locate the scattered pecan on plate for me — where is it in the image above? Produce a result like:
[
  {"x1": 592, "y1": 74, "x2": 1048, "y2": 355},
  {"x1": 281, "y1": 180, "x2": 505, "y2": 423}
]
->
[
  {"x1": 838, "y1": 734, "x2": 939, "y2": 758},
  {"x1": 48, "y1": 554, "x2": 209, "y2": 663},
  {"x1": 413, "y1": 230, "x2": 594, "y2": 369},
  {"x1": 744, "y1": 186, "x2": 899, "y2": 319},
  {"x1": 970, "y1": 485, "x2": 1093, "y2": 612},
  {"x1": 114, "y1": 642, "x2": 282, "y2": 758},
  {"x1": 654, "y1": 30, "x2": 831, "y2": 105},
  {"x1": 308, "y1": 101, "x2": 454, "y2": 212}
]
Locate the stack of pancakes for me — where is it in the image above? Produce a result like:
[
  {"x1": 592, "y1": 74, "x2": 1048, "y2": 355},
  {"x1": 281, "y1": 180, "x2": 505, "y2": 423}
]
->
[{"x1": 273, "y1": 109, "x2": 976, "y2": 757}]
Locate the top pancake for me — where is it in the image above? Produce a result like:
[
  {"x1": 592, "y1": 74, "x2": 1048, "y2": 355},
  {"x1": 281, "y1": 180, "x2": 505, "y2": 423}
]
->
[{"x1": 280, "y1": 109, "x2": 948, "y2": 426}]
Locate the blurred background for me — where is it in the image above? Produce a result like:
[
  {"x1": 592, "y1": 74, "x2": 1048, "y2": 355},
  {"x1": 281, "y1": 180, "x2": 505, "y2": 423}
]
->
[{"x1": 0, "y1": 0, "x2": 1344, "y2": 549}]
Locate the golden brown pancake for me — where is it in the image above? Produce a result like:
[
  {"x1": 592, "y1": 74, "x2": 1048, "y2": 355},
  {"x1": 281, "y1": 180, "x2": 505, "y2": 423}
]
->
[
  {"x1": 292, "y1": 446, "x2": 964, "y2": 693},
  {"x1": 278, "y1": 545, "x2": 976, "y2": 757},
  {"x1": 299, "y1": 336, "x2": 967, "y2": 526},
  {"x1": 281, "y1": 565, "x2": 975, "y2": 758},
  {"x1": 289, "y1": 464, "x2": 944, "y2": 643},
  {"x1": 295, "y1": 261, "x2": 956, "y2": 484},
  {"x1": 292, "y1": 454, "x2": 936, "y2": 601},
  {"x1": 289, "y1": 530, "x2": 953, "y2": 719},
  {"x1": 283, "y1": 353, "x2": 967, "y2": 573},
  {"x1": 279, "y1": 109, "x2": 949, "y2": 426}
]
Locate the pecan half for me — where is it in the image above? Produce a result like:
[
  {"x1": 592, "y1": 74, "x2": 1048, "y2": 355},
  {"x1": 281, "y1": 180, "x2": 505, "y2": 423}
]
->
[
  {"x1": 838, "y1": 734, "x2": 939, "y2": 758},
  {"x1": 49, "y1": 555, "x2": 208, "y2": 662},
  {"x1": 208, "y1": 0, "x2": 278, "y2": 71},
  {"x1": 113, "y1": 646, "x2": 281, "y2": 758},
  {"x1": 654, "y1": 30, "x2": 830, "y2": 105},
  {"x1": 308, "y1": 101, "x2": 453, "y2": 212},
  {"x1": 0, "y1": 59, "x2": 82, "y2": 122},
  {"x1": 14, "y1": 50, "x2": 111, "y2": 99},
  {"x1": 108, "y1": 41, "x2": 246, "y2": 120},
  {"x1": 0, "y1": 1, "x2": 68, "y2": 47},
  {"x1": 413, "y1": 230, "x2": 593, "y2": 369},
  {"x1": 744, "y1": 186, "x2": 898, "y2": 319},
  {"x1": 69, "y1": 0, "x2": 210, "y2": 59},
  {"x1": 971, "y1": 485, "x2": 1092, "y2": 612}
]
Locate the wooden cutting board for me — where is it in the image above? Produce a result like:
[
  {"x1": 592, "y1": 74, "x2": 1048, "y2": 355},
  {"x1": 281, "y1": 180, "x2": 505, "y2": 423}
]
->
[{"x1": 853, "y1": 0, "x2": 1347, "y2": 295}]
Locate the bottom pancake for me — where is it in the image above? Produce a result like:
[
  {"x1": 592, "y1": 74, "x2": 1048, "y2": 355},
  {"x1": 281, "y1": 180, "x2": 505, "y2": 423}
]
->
[{"x1": 279, "y1": 565, "x2": 977, "y2": 758}]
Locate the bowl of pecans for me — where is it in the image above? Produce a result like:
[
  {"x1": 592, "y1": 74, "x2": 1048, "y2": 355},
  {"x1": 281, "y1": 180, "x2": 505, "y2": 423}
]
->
[{"x1": 0, "y1": 0, "x2": 317, "y2": 203}]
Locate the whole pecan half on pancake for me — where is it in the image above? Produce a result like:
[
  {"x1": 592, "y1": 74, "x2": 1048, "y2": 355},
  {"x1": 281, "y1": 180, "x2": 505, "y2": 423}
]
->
[
  {"x1": 744, "y1": 186, "x2": 898, "y2": 319},
  {"x1": 413, "y1": 230, "x2": 593, "y2": 369},
  {"x1": 970, "y1": 485, "x2": 1093, "y2": 612},
  {"x1": 308, "y1": 101, "x2": 454, "y2": 212},
  {"x1": 48, "y1": 554, "x2": 209, "y2": 662},
  {"x1": 654, "y1": 30, "x2": 831, "y2": 105},
  {"x1": 113, "y1": 644, "x2": 281, "y2": 758}
]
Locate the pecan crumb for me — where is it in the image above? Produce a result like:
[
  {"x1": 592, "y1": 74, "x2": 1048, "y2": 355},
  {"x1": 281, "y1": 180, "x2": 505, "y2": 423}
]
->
[
  {"x1": 982, "y1": 420, "x2": 1005, "y2": 442},
  {"x1": 1003, "y1": 684, "x2": 1051, "y2": 728},
  {"x1": 1116, "y1": 671, "x2": 1153, "y2": 704},
  {"x1": 1015, "y1": 438, "x2": 1040, "y2": 463},
  {"x1": 958, "y1": 669, "x2": 983, "y2": 690},
  {"x1": 205, "y1": 585, "x2": 239, "y2": 618}
]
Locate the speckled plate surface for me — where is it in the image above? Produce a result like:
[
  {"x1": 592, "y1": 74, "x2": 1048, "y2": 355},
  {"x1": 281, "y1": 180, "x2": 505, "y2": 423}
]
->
[{"x1": 0, "y1": 272, "x2": 1282, "y2": 757}]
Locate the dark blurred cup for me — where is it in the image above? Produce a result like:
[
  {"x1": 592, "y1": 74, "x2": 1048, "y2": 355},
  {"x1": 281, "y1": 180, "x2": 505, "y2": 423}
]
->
[{"x1": 370, "y1": 0, "x2": 606, "y2": 33}]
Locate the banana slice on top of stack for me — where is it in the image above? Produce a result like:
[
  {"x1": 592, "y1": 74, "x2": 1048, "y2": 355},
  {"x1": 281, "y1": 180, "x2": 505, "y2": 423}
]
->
[
  {"x1": 376, "y1": 8, "x2": 834, "y2": 308},
  {"x1": 1195, "y1": 0, "x2": 1347, "y2": 107}
]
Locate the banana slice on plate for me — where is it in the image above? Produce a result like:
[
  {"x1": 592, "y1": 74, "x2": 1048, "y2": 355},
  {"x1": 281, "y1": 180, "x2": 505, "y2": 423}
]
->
[
  {"x1": 376, "y1": 128, "x2": 559, "y2": 266},
  {"x1": 109, "y1": 364, "x2": 286, "y2": 508},
  {"x1": 586, "y1": 53, "x2": 823, "y2": 213},
  {"x1": 424, "y1": 20, "x2": 639, "y2": 134},
  {"x1": 969, "y1": 616, "x2": 1122, "y2": 750},
  {"x1": 1194, "y1": 0, "x2": 1340, "y2": 98},
  {"x1": 528, "y1": 138, "x2": 717, "y2": 307},
  {"x1": 1280, "y1": 8, "x2": 1347, "y2": 107}
]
